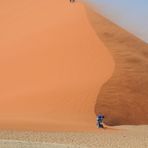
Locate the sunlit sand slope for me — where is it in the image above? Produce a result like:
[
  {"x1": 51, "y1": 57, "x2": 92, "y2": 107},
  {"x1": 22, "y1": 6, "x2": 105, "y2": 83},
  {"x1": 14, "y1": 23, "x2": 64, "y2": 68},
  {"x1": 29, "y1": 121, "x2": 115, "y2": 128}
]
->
[{"x1": 0, "y1": 0, "x2": 113, "y2": 130}]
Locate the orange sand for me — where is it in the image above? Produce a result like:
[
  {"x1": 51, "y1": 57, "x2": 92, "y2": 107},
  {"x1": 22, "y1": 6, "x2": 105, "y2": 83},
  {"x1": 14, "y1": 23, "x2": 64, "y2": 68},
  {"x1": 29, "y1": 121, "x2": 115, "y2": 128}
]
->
[{"x1": 0, "y1": 0, "x2": 114, "y2": 131}]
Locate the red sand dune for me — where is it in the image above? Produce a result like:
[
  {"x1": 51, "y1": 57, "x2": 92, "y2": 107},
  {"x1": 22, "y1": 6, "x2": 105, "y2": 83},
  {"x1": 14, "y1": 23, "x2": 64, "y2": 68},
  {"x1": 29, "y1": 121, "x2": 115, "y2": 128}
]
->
[{"x1": 0, "y1": 0, "x2": 114, "y2": 131}]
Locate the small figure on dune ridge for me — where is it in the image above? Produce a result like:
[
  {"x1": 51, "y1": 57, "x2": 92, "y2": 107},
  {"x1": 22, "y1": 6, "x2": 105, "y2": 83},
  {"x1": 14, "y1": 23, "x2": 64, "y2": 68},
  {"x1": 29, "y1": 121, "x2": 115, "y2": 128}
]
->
[
  {"x1": 70, "y1": 0, "x2": 75, "y2": 3},
  {"x1": 96, "y1": 114, "x2": 104, "y2": 128}
]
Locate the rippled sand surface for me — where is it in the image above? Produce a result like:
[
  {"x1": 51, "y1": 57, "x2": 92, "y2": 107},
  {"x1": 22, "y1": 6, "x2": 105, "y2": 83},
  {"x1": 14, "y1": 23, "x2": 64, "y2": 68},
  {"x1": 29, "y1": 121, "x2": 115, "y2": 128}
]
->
[{"x1": 0, "y1": 126, "x2": 148, "y2": 148}]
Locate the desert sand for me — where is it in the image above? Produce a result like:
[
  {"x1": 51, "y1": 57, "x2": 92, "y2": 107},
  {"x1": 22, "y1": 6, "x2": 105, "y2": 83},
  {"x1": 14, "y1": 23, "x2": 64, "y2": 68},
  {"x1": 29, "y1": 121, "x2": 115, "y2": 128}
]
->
[
  {"x1": 0, "y1": 125, "x2": 148, "y2": 147},
  {"x1": 0, "y1": 0, "x2": 148, "y2": 147},
  {"x1": 0, "y1": 0, "x2": 114, "y2": 131},
  {"x1": 85, "y1": 5, "x2": 148, "y2": 126}
]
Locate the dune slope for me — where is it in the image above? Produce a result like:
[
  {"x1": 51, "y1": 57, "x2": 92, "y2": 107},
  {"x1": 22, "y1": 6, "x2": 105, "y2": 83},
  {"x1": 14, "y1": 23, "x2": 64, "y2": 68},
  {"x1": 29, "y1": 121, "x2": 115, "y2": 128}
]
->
[
  {"x1": 86, "y1": 7, "x2": 148, "y2": 125},
  {"x1": 0, "y1": 0, "x2": 114, "y2": 130}
]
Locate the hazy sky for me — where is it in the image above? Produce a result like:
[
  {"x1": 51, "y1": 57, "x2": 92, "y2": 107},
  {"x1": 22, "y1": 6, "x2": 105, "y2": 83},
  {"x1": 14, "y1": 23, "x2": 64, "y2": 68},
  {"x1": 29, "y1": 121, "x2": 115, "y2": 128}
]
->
[{"x1": 85, "y1": 0, "x2": 148, "y2": 43}]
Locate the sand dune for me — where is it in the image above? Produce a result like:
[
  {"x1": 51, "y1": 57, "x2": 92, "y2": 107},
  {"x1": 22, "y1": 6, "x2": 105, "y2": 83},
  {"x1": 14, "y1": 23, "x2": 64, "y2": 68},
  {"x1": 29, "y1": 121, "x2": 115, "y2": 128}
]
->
[
  {"x1": 0, "y1": 1, "x2": 148, "y2": 147},
  {"x1": 0, "y1": 0, "x2": 114, "y2": 131},
  {"x1": 86, "y1": 6, "x2": 148, "y2": 125}
]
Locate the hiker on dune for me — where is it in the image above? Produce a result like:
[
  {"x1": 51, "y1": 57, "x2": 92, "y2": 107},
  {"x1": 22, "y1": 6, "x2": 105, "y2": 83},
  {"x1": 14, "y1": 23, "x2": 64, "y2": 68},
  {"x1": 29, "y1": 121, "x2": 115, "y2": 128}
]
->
[
  {"x1": 96, "y1": 114, "x2": 104, "y2": 128},
  {"x1": 70, "y1": 0, "x2": 75, "y2": 3}
]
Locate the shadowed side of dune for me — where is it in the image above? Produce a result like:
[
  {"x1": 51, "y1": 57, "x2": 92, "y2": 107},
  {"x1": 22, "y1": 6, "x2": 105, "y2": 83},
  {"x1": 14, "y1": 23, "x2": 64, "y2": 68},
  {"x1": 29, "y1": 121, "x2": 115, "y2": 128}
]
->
[{"x1": 86, "y1": 7, "x2": 148, "y2": 125}]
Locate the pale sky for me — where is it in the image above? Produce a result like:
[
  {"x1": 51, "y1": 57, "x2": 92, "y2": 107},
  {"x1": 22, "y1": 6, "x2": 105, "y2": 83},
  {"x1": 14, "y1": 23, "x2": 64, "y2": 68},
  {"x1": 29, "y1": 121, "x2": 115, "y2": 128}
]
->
[{"x1": 85, "y1": 0, "x2": 148, "y2": 43}]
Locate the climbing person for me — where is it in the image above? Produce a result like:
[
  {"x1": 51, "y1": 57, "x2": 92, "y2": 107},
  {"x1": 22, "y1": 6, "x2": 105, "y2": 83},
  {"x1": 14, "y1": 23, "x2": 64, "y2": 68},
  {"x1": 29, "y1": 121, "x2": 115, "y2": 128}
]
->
[
  {"x1": 96, "y1": 114, "x2": 104, "y2": 128},
  {"x1": 70, "y1": 0, "x2": 75, "y2": 3}
]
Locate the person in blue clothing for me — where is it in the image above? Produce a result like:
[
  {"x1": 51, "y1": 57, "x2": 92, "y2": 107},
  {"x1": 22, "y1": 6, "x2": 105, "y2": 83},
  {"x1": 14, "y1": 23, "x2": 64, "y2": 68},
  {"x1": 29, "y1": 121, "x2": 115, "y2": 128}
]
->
[{"x1": 96, "y1": 114, "x2": 104, "y2": 128}]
